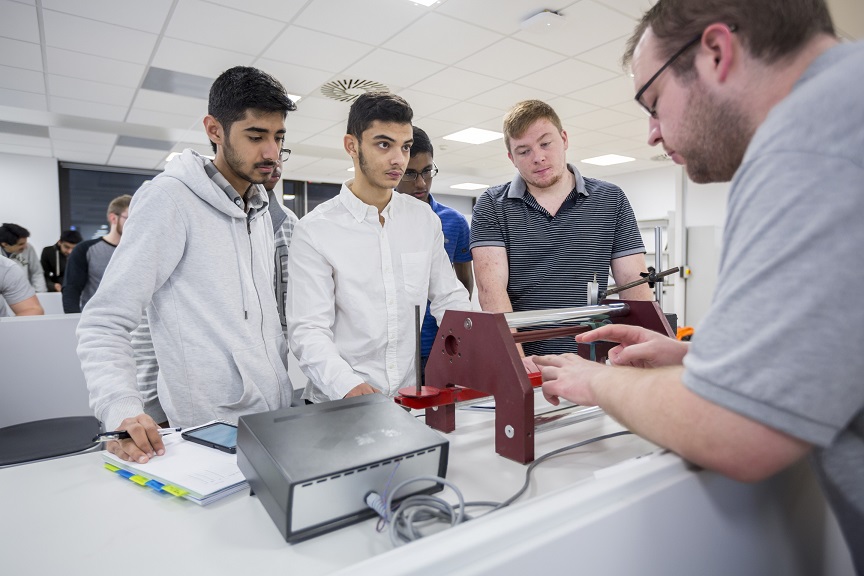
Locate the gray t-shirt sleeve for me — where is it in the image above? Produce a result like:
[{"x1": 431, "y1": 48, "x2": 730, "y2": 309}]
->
[
  {"x1": 0, "y1": 257, "x2": 36, "y2": 307},
  {"x1": 682, "y1": 150, "x2": 864, "y2": 448}
]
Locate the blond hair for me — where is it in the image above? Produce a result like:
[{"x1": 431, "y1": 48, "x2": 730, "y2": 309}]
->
[
  {"x1": 503, "y1": 100, "x2": 564, "y2": 152},
  {"x1": 107, "y1": 194, "x2": 132, "y2": 220}
]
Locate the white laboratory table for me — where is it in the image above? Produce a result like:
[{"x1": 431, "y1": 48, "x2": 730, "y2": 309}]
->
[{"x1": 0, "y1": 397, "x2": 851, "y2": 576}]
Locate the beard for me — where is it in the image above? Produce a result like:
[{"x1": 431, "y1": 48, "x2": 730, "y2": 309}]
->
[
  {"x1": 357, "y1": 148, "x2": 396, "y2": 190},
  {"x1": 223, "y1": 135, "x2": 273, "y2": 186},
  {"x1": 680, "y1": 82, "x2": 754, "y2": 184}
]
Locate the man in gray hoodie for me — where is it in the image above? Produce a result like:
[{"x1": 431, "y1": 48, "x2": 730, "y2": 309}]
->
[{"x1": 77, "y1": 66, "x2": 296, "y2": 464}]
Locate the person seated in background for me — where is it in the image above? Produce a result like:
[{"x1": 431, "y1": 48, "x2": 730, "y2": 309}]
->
[
  {"x1": 394, "y1": 126, "x2": 473, "y2": 381},
  {"x1": 77, "y1": 66, "x2": 296, "y2": 465},
  {"x1": 0, "y1": 223, "x2": 47, "y2": 292},
  {"x1": 470, "y1": 100, "x2": 652, "y2": 368},
  {"x1": 62, "y1": 195, "x2": 131, "y2": 313},
  {"x1": 0, "y1": 256, "x2": 43, "y2": 316},
  {"x1": 536, "y1": 0, "x2": 863, "y2": 570},
  {"x1": 286, "y1": 92, "x2": 471, "y2": 403},
  {"x1": 41, "y1": 229, "x2": 82, "y2": 293}
]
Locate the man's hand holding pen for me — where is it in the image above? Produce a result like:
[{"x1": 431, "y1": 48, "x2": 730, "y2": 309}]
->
[{"x1": 104, "y1": 414, "x2": 166, "y2": 464}]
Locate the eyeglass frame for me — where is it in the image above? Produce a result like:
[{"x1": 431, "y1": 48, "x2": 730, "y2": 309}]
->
[
  {"x1": 400, "y1": 163, "x2": 439, "y2": 183},
  {"x1": 634, "y1": 24, "x2": 737, "y2": 119},
  {"x1": 279, "y1": 148, "x2": 291, "y2": 162}
]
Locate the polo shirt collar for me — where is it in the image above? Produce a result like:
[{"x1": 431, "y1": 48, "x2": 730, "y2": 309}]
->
[
  {"x1": 427, "y1": 193, "x2": 439, "y2": 211},
  {"x1": 506, "y1": 163, "x2": 589, "y2": 199},
  {"x1": 339, "y1": 180, "x2": 398, "y2": 223}
]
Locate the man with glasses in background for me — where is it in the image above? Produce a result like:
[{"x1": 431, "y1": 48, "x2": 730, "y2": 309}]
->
[
  {"x1": 535, "y1": 1, "x2": 863, "y2": 570},
  {"x1": 62, "y1": 194, "x2": 130, "y2": 313},
  {"x1": 395, "y1": 126, "x2": 473, "y2": 381},
  {"x1": 78, "y1": 67, "x2": 296, "y2": 464}
]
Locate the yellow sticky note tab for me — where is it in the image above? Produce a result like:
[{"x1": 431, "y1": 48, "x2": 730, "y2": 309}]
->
[
  {"x1": 162, "y1": 485, "x2": 188, "y2": 497},
  {"x1": 129, "y1": 475, "x2": 149, "y2": 486},
  {"x1": 104, "y1": 463, "x2": 120, "y2": 472}
]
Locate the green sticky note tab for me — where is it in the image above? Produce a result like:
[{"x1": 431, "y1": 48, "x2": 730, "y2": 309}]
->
[
  {"x1": 162, "y1": 485, "x2": 188, "y2": 497},
  {"x1": 104, "y1": 463, "x2": 120, "y2": 472},
  {"x1": 129, "y1": 475, "x2": 149, "y2": 486}
]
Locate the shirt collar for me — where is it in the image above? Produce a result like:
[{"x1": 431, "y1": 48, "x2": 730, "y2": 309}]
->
[
  {"x1": 204, "y1": 159, "x2": 268, "y2": 215},
  {"x1": 506, "y1": 163, "x2": 589, "y2": 200},
  {"x1": 427, "y1": 193, "x2": 439, "y2": 211},
  {"x1": 339, "y1": 180, "x2": 398, "y2": 223}
]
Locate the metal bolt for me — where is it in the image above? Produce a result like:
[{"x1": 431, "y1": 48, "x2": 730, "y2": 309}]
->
[
  {"x1": 504, "y1": 425, "x2": 514, "y2": 438},
  {"x1": 464, "y1": 318, "x2": 473, "y2": 330}
]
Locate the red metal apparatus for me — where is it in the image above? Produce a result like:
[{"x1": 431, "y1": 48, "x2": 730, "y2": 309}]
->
[{"x1": 395, "y1": 300, "x2": 674, "y2": 464}]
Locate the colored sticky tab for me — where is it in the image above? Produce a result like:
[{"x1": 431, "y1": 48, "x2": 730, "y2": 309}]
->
[
  {"x1": 115, "y1": 469, "x2": 134, "y2": 479},
  {"x1": 129, "y1": 475, "x2": 149, "y2": 486},
  {"x1": 145, "y1": 479, "x2": 165, "y2": 491},
  {"x1": 161, "y1": 485, "x2": 188, "y2": 497},
  {"x1": 104, "y1": 463, "x2": 120, "y2": 472}
]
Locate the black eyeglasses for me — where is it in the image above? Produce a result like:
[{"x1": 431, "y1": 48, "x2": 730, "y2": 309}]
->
[
  {"x1": 280, "y1": 148, "x2": 291, "y2": 162},
  {"x1": 634, "y1": 24, "x2": 737, "y2": 119},
  {"x1": 401, "y1": 163, "x2": 438, "y2": 182}
]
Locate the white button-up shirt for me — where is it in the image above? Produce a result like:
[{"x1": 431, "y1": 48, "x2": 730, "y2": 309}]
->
[{"x1": 286, "y1": 182, "x2": 472, "y2": 402}]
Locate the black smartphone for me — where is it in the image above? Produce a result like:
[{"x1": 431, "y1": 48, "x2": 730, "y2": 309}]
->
[{"x1": 181, "y1": 422, "x2": 238, "y2": 454}]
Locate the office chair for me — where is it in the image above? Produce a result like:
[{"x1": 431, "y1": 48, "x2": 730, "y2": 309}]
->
[{"x1": 0, "y1": 416, "x2": 101, "y2": 467}]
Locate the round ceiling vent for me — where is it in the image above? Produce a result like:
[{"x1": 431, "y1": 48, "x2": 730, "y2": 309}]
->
[{"x1": 321, "y1": 79, "x2": 390, "y2": 102}]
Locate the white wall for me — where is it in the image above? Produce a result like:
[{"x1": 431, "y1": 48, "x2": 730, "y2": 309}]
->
[
  {"x1": 606, "y1": 165, "x2": 677, "y2": 222},
  {"x1": 684, "y1": 180, "x2": 730, "y2": 227},
  {"x1": 0, "y1": 151, "x2": 60, "y2": 253}
]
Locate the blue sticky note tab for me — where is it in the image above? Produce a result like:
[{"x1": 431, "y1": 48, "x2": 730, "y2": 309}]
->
[
  {"x1": 146, "y1": 479, "x2": 165, "y2": 492},
  {"x1": 115, "y1": 469, "x2": 134, "y2": 479}
]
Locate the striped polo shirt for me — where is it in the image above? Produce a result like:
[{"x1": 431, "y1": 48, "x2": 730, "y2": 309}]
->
[{"x1": 470, "y1": 164, "x2": 644, "y2": 356}]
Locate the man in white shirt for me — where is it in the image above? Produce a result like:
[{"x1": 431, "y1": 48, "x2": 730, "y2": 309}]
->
[{"x1": 286, "y1": 92, "x2": 471, "y2": 402}]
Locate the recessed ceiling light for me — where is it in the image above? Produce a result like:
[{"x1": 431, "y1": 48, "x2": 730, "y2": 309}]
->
[
  {"x1": 450, "y1": 183, "x2": 489, "y2": 190},
  {"x1": 283, "y1": 194, "x2": 296, "y2": 200},
  {"x1": 443, "y1": 128, "x2": 503, "y2": 145},
  {"x1": 406, "y1": 0, "x2": 437, "y2": 6},
  {"x1": 581, "y1": 154, "x2": 636, "y2": 166}
]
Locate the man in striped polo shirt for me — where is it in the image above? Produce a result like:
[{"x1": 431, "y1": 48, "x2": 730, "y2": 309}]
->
[
  {"x1": 395, "y1": 126, "x2": 473, "y2": 380},
  {"x1": 471, "y1": 100, "x2": 652, "y2": 361}
]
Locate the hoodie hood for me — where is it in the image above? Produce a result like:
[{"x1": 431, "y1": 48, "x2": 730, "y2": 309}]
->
[{"x1": 159, "y1": 149, "x2": 265, "y2": 220}]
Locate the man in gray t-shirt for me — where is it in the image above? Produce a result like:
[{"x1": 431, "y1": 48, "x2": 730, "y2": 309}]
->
[
  {"x1": 0, "y1": 257, "x2": 43, "y2": 316},
  {"x1": 534, "y1": 1, "x2": 863, "y2": 571}
]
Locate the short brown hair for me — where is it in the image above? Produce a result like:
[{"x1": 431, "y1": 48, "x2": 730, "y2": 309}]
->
[
  {"x1": 107, "y1": 194, "x2": 132, "y2": 220},
  {"x1": 502, "y1": 100, "x2": 563, "y2": 152},
  {"x1": 622, "y1": 0, "x2": 835, "y2": 77}
]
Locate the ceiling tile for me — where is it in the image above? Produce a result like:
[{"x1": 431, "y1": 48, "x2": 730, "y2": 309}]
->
[
  {"x1": 516, "y1": 59, "x2": 617, "y2": 95},
  {"x1": 293, "y1": 0, "x2": 425, "y2": 45},
  {"x1": 397, "y1": 89, "x2": 460, "y2": 118},
  {"x1": 108, "y1": 151, "x2": 164, "y2": 169},
  {"x1": 574, "y1": 35, "x2": 630, "y2": 73},
  {"x1": 514, "y1": 1, "x2": 636, "y2": 57},
  {"x1": 52, "y1": 139, "x2": 114, "y2": 154},
  {"x1": 53, "y1": 149, "x2": 111, "y2": 164},
  {"x1": 0, "y1": 133, "x2": 50, "y2": 148},
  {"x1": 0, "y1": 0, "x2": 39, "y2": 43},
  {"x1": 0, "y1": 64, "x2": 44, "y2": 93},
  {"x1": 132, "y1": 90, "x2": 207, "y2": 117},
  {"x1": 141, "y1": 67, "x2": 211, "y2": 99},
  {"x1": 290, "y1": 95, "x2": 348, "y2": 123},
  {"x1": 152, "y1": 37, "x2": 254, "y2": 79},
  {"x1": 297, "y1": 133, "x2": 344, "y2": 150},
  {"x1": 427, "y1": 102, "x2": 501, "y2": 126},
  {"x1": 49, "y1": 96, "x2": 128, "y2": 121},
  {"x1": 457, "y1": 38, "x2": 567, "y2": 81},
  {"x1": 568, "y1": 74, "x2": 633, "y2": 107},
  {"x1": 468, "y1": 83, "x2": 557, "y2": 113},
  {"x1": 203, "y1": 0, "x2": 306, "y2": 23},
  {"x1": 592, "y1": 0, "x2": 658, "y2": 20},
  {"x1": 46, "y1": 48, "x2": 146, "y2": 88},
  {"x1": 42, "y1": 10, "x2": 158, "y2": 64},
  {"x1": 49, "y1": 127, "x2": 117, "y2": 145},
  {"x1": 409, "y1": 117, "x2": 465, "y2": 139},
  {"x1": 48, "y1": 75, "x2": 135, "y2": 107},
  {"x1": 0, "y1": 37, "x2": 42, "y2": 71},
  {"x1": 410, "y1": 68, "x2": 504, "y2": 101},
  {"x1": 127, "y1": 108, "x2": 202, "y2": 130},
  {"x1": 384, "y1": 13, "x2": 503, "y2": 66},
  {"x1": 567, "y1": 108, "x2": 637, "y2": 131},
  {"x1": 165, "y1": 0, "x2": 286, "y2": 55},
  {"x1": 284, "y1": 115, "x2": 341, "y2": 135},
  {"x1": 263, "y1": 26, "x2": 373, "y2": 74},
  {"x1": 0, "y1": 120, "x2": 48, "y2": 138},
  {"x1": 608, "y1": 100, "x2": 646, "y2": 119},
  {"x1": 597, "y1": 118, "x2": 648, "y2": 139},
  {"x1": 253, "y1": 58, "x2": 336, "y2": 96},
  {"x1": 545, "y1": 96, "x2": 600, "y2": 120},
  {"x1": 0, "y1": 88, "x2": 47, "y2": 111},
  {"x1": 340, "y1": 48, "x2": 444, "y2": 88},
  {"x1": 0, "y1": 142, "x2": 52, "y2": 157},
  {"x1": 436, "y1": 0, "x2": 569, "y2": 35},
  {"x1": 115, "y1": 135, "x2": 174, "y2": 151},
  {"x1": 41, "y1": 0, "x2": 174, "y2": 34}
]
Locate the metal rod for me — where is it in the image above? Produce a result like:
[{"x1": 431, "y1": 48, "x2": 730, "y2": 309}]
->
[
  {"x1": 533, "y1": 405, "x2": 605, "y2": 434},
  {"x1": 604, "y1": 266, "x2": 679, "y2": 297},
  {"x1": 505, "y1": 303, "x2": 629, "y2": 329},
  {"x1": 511, "y1": 324, "x2": 593, "y2": 344},
  {"x1": 655, "y1": 226, "x2": 663, "y2": 306},
  {"x1": 415, "y1": 304, "x2": 422, "y2": 394}
]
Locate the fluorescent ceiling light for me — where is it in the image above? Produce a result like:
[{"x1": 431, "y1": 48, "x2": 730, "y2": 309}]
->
[
  {"x1": 288, "y1": 93, "x2": 302, "y2": 103},
  {"x1": 283, "y1": 194, "x2": 296, "y2": 200},
  {"x1": 450, "y1": 183, "x2": 489, "y2": 191},
  {"x1": 443, "y1": 128, "x2": 503, "y2": 145},
  {"x1": 406, "y1": 0, "x2": 437, "y2": 5},
  {"x1": 581, "y1": 154, "x2": 636, "y2": 166}
]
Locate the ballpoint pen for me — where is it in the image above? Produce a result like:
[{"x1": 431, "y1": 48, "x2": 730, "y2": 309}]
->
[{"x1": 92, "y1": 427, "x2": 182, "y2": 442}]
